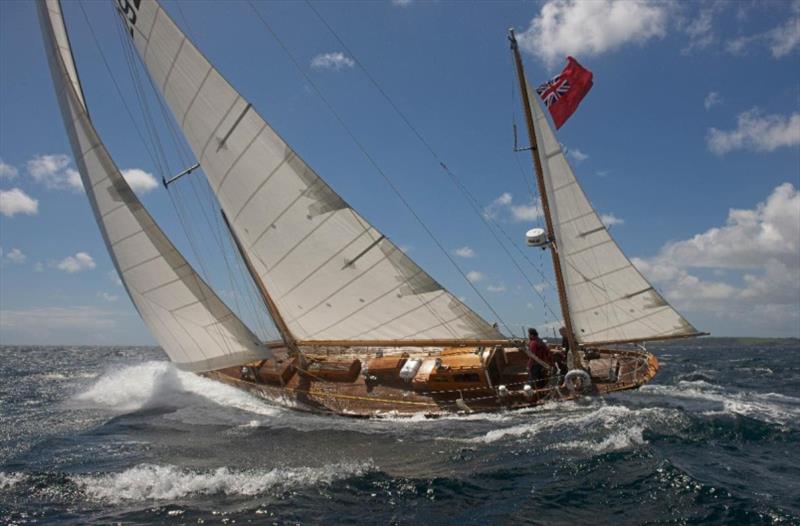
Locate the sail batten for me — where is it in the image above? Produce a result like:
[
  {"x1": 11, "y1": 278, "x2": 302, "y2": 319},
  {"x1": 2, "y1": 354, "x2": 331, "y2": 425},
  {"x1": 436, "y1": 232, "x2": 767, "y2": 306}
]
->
[
  {"x1": 121, "y1": 0, "x2": 503, "y2": 344},
  {"x1": 39, "y1": 0, "x2": 271, "y2": 372},
  {"x1": 523, "y1": 76, "x2": 700, "y2": 345}
]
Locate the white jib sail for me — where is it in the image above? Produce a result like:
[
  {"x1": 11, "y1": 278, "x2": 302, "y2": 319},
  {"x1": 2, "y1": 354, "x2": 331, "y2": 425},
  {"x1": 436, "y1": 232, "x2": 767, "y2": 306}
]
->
[
  {"x1": 117, "y1": 0, "x2": 503, "y2": 343},
  {"x1": 38, "y1": 0, "x2": 271, "y2": 371},
  {"x1": 525, "y1": 78, "x2": 700, "y2": 345}
]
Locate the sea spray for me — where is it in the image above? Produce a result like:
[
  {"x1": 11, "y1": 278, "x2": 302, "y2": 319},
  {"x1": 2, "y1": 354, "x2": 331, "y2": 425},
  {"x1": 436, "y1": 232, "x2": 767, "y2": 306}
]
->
[
  {"x1": 72, "y1": 461, "x2": 375, "y2": 502},
  {"x1": 640, "y1": 380, "x2": 800, "y2": 427},
  {"x1": 0, "y1": 472, "x2": 23, "y2": 489},
  {"x1": 73, "y1": 361, "x2": 282, "y2": 417}
]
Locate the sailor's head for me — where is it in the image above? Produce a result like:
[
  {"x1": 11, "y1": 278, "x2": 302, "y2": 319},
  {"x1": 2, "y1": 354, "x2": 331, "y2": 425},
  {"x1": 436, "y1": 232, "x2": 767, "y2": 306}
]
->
[
  {"x1": 528, "y1": 328, "x2": 538, "y2": 339},
  {"x1": 559, "y1": 326, "x2": 567, "y2": 336}
]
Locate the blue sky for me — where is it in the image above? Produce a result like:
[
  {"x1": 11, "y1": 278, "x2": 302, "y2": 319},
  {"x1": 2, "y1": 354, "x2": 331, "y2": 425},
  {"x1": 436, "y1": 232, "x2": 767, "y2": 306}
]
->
[{"x1": 1, "y1": 0, "x2": 798, "y2": 345}]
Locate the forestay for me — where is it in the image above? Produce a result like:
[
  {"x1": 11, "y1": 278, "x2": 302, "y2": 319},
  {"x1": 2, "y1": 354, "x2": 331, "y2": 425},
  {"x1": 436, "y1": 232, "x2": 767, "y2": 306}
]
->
[
  {"x1": 38, "y1": 0, "x2": 271, "y2": 371},
  {"x1": 118, "y1": 0, "x2": 503, "y2": 343},
  {"x1": 525, "y1": 77, "x2": 700, "y2": 345}
]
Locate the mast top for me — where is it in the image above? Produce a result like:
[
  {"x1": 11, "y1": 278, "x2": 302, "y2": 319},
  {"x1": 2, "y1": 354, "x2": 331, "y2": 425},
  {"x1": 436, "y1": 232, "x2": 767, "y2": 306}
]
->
[{"x1": 508, "y1": 28, "x2": 518, "y2": 47}]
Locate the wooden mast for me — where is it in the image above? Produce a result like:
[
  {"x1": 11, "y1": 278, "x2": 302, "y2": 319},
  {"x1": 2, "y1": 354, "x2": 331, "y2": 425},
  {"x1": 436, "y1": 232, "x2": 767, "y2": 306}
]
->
[
  {"x1": 508, "y1": 29, "x2": 581, "y2": 364},
  {"x1": 221, "y1": 210, "x2": 300, "y2": 356}
]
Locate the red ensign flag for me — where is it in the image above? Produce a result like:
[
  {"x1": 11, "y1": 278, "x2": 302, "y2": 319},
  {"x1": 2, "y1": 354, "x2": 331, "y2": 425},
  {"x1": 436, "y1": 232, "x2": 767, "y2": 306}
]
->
[{"x1": 536, "y1": 57, "x2": 593, "y2": 129}]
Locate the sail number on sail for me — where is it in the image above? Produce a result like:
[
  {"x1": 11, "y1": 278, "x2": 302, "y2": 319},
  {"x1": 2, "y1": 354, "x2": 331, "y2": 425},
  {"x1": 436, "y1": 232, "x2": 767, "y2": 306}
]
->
[{"x1": 117, "y1": 0, "x2": 141, "y2": 38}]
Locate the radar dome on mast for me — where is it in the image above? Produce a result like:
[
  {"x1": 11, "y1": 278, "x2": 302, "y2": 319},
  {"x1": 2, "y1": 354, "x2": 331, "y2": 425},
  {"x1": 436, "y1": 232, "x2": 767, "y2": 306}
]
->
[{"x1": 525, "y1": 228, "x2": 549, "y2": 248}]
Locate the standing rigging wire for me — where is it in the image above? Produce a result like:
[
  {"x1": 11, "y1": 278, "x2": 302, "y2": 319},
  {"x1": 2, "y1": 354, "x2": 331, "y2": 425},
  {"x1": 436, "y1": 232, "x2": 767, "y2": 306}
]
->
[
  {"x1": 72, "y1": 1, "x2": 240, "y2": 358},
  {"x1": 244, "y1": 0, "x2": 514, "y2": 336},
  {"x1": 76, "y1": 1, "x2": 162, "y2": 180},
  {"x1": 107, "y1": 1, "x2": 279, "y2": 343},
  {"x1": 303, "y1": 0, "x2": 560, "y2": 324},
  {"x1": 106, "y1": 4, "x2": 264, "y2": 356},
  {"x1": 510, "y1": 57, "x2": 552, "y2": 332},
  {"x1": 146, "y1": 3, "x2": 280, "y2": 343}
]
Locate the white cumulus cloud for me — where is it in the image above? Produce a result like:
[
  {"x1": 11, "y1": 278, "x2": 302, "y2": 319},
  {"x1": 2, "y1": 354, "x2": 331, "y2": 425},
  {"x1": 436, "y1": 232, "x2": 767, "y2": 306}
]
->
[
  {"x1": 466, "y1": 270, "x2": 484, "y2": 283},
  {"x1": 633, "y1": 182, "x2": 800, "y2": 334},
  {"x1": 600, "y1": 213, "x2": 624, "y2": 227},
  {"x1": 484, "y1": 192, "x2": 543, "y2": 222},
  {"x1": 510, "y1": 201, "x2": 543, "y2": 222},
  {"x1": 453, "y1": 246, "x2": 476, "y2": 258},
  {"x1": 27, "y1": 154, "x2": 83, "y2": 192},
  {"x1": 0, "y1": 188, "x2": 39, "y2": 217},
  {"x1": 97, "y1": 292, "x2": 119, "y2": 302},
  {"x1": 567, "y1": 148, "x2": 589, "y2": 162},
  {"x1": 517, "y1": 0, "x2": 669, "y2": 66},
  {"x1": 107, "y1": 270, "x2": 123, "y2": 287},
  {"x1": 680, "y1": 6, "x2": 717, "y2": 55},
  {"x1": 3, "y1": 248, "x2": 26, "y2": 264},
  {"x1": 487, "y1": 283, "x2": 507, "y2": 293},
  {"x1": 704, "y1": 91, "x2": 722, "y2": 110},
  {"x1": 56, "y1": 252, "x2": 96, "y2": 274},
  {"x1": 726, "y1": 3, "x2": 800, "y2": 59},
  {"x1": 707, "y1": 109, "x2": 800, "y2": 154},
  {"x1": 310, "y1": 52, "x2": 354, "y2": 71},
  {"x1": 0, "y1": 158, "x2": 18, "y2": 180},
  {"x1": 769, "y1": 14, "x2": 800, "y2": 57},
  {"x1": 122, "y1": 168, "x2": 158, "y2": 194}
]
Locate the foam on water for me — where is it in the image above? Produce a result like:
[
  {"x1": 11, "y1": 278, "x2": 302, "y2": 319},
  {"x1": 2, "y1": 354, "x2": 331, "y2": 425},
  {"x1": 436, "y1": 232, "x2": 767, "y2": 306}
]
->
[
  {"x1": 72, "y1": 461, "x2": 375, "y2": 502},
  {"x1": 74, "y1": 361, "x2": 282, "y2": 418},
  {"x1": 39, "y1": 372, "x2": 98, "y2": 381},
  {"x1": 640, "y1": 380, "x2": 800, "y2": 426},
  {"x1": 0, "y1": 472, "x2": 23, "y2": 489},
  {"x1": 552, "y1": 426, "x2": 646, "y2": 453},
  {"x1": 466, "y1": 403, "x2": 682, "y2": 449}
]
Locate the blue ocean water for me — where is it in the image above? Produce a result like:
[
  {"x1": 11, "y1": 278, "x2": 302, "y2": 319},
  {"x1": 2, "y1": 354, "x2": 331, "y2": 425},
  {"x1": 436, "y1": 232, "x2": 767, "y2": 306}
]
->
[{"x1": 0, "y1": 340, "x2": 798, "y2": 525}]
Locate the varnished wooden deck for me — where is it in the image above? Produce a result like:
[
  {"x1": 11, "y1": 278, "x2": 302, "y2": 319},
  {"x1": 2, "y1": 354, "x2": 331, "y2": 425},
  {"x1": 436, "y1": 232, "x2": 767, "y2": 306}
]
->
[{"x1": 203, "y1": 347, "x2": 659, "y2": 418}]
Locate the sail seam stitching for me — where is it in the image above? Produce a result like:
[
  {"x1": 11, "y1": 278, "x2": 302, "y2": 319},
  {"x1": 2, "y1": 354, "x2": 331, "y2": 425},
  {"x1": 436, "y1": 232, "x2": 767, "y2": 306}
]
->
[
  {"x1": 217, "y1": 102, "x2": 253, "y2": 151},
  {"x1": 565, "y1": 239, "x2": 613, "y2": 258},
  {"x1": 580, "y1": 305, "x2": 672, "y2": 336},
  {"x1": 266, "y1": 208, "x2": 343, "y2": 278},
  {"x1": 218, "y1": 122, "x2": 271, "y2": 202},
  {"x1": 180, "y1": 66, "x2": 213, "y2": 127},
  {"x1": 160, "y1": 36, "x2": 187, "y2": 92},
  {"x1": 109, "y1": 229, "x2": 146, "y2": 247},
  {"x1": 248, "y1": 182, "x2": 316, "y2": 248},
  {"x1": 140, "y1": 276, "x2": 183, "y2": 296},
  {"x1": 228, "y1": 139, "x2": 289, "y2": 223},
  {"x1": 100, "y1": 204, "x2": 126, "y2": 219},
  {"x1": 277, "y1": 227, "x2": 372, "y2": 301},
  {"x1": 198, "y1": 96, "x2": 242, "y2": 163},
  {"x1": 141, "y1": 7, "x2": 160, "y2": 63},
  {"x1": 351, "y1": 289, "x2": 447, "y2": 339},
  {"x1": 294, "y1": 245, "x2": 397, "y2": 327},
  {"x1": 120, "y1": 253, "x2": 161, "y2": 274},
  {"x1": 305, "y1": 269, "x2": 411, "y2": 336}
]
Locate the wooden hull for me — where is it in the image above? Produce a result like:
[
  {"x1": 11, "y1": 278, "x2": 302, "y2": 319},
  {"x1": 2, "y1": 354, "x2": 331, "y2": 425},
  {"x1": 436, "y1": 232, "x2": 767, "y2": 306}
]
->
[{"x1": 202, "y1": 346, "x2": 659, "y2": 418}]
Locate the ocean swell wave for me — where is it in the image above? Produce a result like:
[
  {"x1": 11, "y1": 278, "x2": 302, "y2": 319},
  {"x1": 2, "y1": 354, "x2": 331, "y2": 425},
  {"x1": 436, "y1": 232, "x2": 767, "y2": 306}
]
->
[
  {"x1": 72, "y1": 461, "x2": 375, "y2": 502},
  {"x1": 73, "y1": 361, "x2": 283, "y2": 418},
  {"x1": 640, "y1": 380, "x2": 800, "y2": 427}
]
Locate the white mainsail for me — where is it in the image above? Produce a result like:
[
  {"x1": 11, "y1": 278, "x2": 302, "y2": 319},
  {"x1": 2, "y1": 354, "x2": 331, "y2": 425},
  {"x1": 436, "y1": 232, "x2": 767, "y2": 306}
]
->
[
  {"x1": 117, "y1": 0, "x2": 503, "y2": 344},
  {"x1": 39, "y1": 0, "x2": 271, "y2": 371},
  {"x1": 524, "y1": 77, "x2": 700, "y2": 345}
]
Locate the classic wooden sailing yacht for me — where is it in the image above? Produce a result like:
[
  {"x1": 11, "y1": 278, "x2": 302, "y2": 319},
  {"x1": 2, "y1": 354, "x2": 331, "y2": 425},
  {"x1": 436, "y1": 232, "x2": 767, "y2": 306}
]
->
[{"x1": 38, "y1": 0, "x2": 704, "y2": 416}]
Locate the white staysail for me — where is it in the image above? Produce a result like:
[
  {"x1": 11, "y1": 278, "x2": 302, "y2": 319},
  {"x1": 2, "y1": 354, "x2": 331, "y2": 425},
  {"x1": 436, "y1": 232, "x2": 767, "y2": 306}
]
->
[
  {"x1": 525, "y1": 78, "x2": 700, "y2": 345},
  {"x1": 39, "y1": 0, "x2": 271, "y2": 371},
  {"x1": 117, "y1": 0, "x2": 503, "y2": 344}
]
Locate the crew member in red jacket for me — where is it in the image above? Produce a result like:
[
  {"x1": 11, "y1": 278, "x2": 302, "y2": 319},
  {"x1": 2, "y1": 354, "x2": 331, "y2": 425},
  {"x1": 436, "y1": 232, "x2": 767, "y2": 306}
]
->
[{"x1": 525, "y1": 328, "x2": 554, "y2": 388}]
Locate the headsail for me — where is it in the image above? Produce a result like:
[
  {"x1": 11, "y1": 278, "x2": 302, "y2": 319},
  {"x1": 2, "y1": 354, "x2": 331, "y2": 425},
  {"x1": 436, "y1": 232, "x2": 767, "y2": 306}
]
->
[
  {"x1": 116, "y1": 0, "x2": 503, "y2": 344},
  {"x1": 38, "y1": 0, "x2": 271, "y2": 371},
  {"x1": 523, "y1": 77, "x2": 701, "y2": 345}
]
